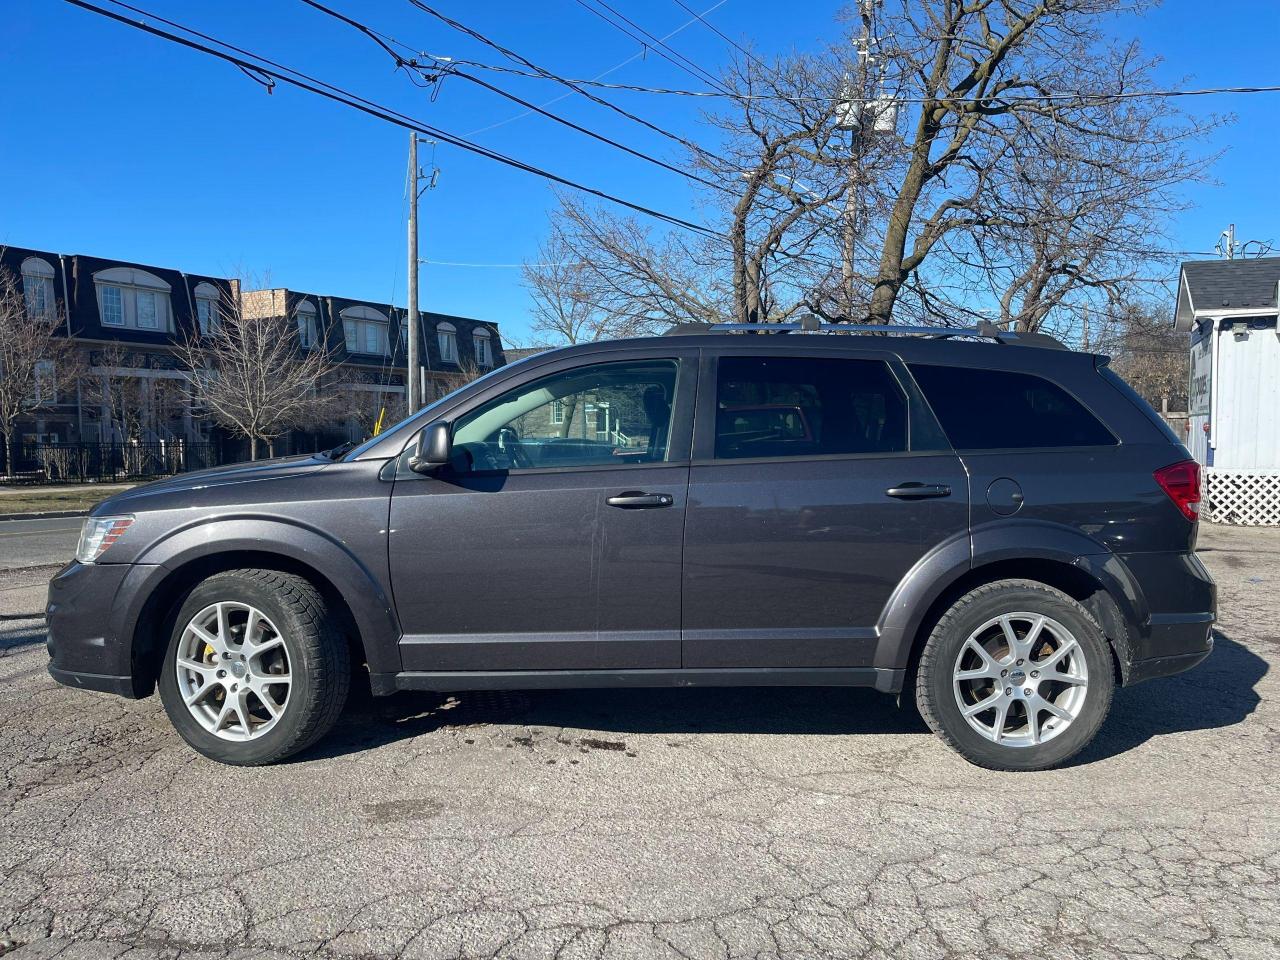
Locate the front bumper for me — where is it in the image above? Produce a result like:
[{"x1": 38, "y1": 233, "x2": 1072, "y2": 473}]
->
[{"x1": 46, "y1": 560, "x2": 142, "y2": 698}]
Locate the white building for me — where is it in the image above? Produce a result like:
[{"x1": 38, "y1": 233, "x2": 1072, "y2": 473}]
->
[{"x1": 1174, "y1": 257, "x2": 1280, "y2": 524}]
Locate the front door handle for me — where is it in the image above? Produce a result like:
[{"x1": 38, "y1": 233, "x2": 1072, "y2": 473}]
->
[
  {"x1": 606, "y1": 491, "x2": 675, "y2": 509},
  {"x1": 885, "y1": 482, "x2": 952, "y2": 500}
]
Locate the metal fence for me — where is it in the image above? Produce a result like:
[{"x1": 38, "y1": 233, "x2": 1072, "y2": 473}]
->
[{"x1": 2, "y1": 440, "x2": 227, "y2": 484}]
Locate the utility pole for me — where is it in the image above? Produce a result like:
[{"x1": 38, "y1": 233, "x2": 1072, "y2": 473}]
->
[
  {"x1": 836, "y1": 0, "x2": 892, "y2": 320},
  {"x1": 406, "y1": 132, "x2": 421, "y2": 413}
]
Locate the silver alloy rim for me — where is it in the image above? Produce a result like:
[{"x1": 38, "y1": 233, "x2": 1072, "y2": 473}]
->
[
  {"x1": 175, "y1": 602, "x2": 292, "y2": 741},
  {"x1": 951, "y1": 612, "x2": 1089, "y2": 748}
]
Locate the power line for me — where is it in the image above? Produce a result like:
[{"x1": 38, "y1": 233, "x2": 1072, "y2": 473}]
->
[
  {"x1": 668, "y1": 0, "x2": 768, "y2": 72},
  {"x1": 66, "y1": 0, "x2": 723, "y2": 239},
  {"x1": 297, "y1": 0, "x2": 732, "y2": 194},
  {"x1": 573, "y1": 0, "x2": 730, "y2": 94},
  {"x1": 402, "y1": 0, "x2": 730, "y2": 164},
  {"x1": 377, "y1": 57, "x2": 1280, "y2": 105}
]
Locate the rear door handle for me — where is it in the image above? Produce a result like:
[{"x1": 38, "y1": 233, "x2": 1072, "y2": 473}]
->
[
  {"x1": 885, "y1": 482, "x2": 951, "y2": 500},
  {"x1": 606, "y1": 491, "x2": 675, "y2": 509}
]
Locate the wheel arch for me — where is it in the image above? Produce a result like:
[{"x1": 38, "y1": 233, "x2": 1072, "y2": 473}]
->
[
  {"x1": 876, "y1": 526, "x2": 1146, "y2": 690},
  {"x1": 114, "y1": 520, "x2": 400, "y2": 697}
]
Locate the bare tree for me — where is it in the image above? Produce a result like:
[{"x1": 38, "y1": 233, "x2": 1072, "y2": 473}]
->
[
  {"x1": 81, "y1": 340, "x2": 185, "y2": 444},
  {"x1": 177, "y1": 282, "x2": 343, "y2": 460},
  {"x1": 0, "y1": 265, "x2": 77, "y2": 478},
  {"x1": 346, "y1": 387, "x2": 409, "y2": 439},
  {"x1": 1096, "y1": 300, "x2": 1188, "y2": 411},
  {"x1": 532, "y1": 2, "x2": 1218, "y2": 335}
]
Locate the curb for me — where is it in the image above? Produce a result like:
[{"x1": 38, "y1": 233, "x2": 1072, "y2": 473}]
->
[{"x1": 0, "y1": 511, "x2": 88, "y2": 522}]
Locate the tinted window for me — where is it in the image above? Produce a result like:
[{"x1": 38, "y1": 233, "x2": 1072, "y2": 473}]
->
[
  {"x1": 714, "y1": 356, "x2": 907, "y2": 459},
  {"x1": 909, "y1": 364, "x2": 1115, "y2": 449},
  {"x1": 453, "y1": 359, "x2": 679, "y2": 470}
]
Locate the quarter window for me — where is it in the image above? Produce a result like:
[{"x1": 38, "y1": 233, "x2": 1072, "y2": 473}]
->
[
  {"x1": 452, "y1": 359, "x2": 679, "y2": 471},
  {"x1": 909, "y1": 364, "x2": 1115, "y2": 449},
  {"x1": 714, "y1": 356, "x2": 908, "y2": 459}
]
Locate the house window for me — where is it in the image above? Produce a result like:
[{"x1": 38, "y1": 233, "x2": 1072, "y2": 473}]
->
[
  {"x1": 437, "y1": 321, "x2": 458, "y2": 364},
  {"x1": 340, "y1": 305, "x2": 389, "y2": 356},
  {"x1": 193, "y1": 282, "x2": 220, "y2": 335},
  {"x1": 550, "y1": 400, "x2": 565, "y2": 425},
  {"x1": 21, "y1": 258, "x2": 56, "y2": 319},
  {"x1": 137, "y1": 291, "x2": 159, "y2": 329},
  {"x1": 399, "y1": 319, "x2": 409, "y2": 353},
  {"x1": 296, "y1": 301, "x2": 318, "y2": 348},
  {"x1": 473, "y1": 327, "x2": 493, "y2": 368},
  {"x1": 100, "y1": 285, "x2": 124, "y2": 326},
  {"x1": 93, "y1": 267, "x2": 172, "y2": 331},
  {"x1": 32, "y1": 360, "x2": 56, "y2": 405}
]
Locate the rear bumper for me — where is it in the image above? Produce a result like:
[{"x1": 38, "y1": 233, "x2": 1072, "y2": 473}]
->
[
  {"x1": 1114, "y1": 550, "x2": 1216, "y2": 685},
  {"x1": 46, "y1": 560, "x2": 144, "y2": 699}
]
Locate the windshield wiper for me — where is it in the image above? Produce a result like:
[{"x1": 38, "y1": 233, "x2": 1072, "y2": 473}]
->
[{"x1": 318, "y1": 440, "x2": 359, "y2": 462}]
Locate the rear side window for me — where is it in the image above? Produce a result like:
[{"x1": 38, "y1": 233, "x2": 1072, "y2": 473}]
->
[
  {"x1": 715, "y1": 356, "x2": 908, "y2": 459},
  {"x1": 909, "y1": 364, "x2": 1115, "y2": 450}
]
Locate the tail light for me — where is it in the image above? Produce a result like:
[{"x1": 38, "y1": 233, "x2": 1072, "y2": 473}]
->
[{"x1": 1154, "y1": 460, "x2": 1201, "y2": 522}]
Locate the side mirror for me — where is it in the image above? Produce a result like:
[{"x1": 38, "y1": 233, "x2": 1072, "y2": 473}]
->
[{"x1": 409, "y1": 420, "x2": 452, "y2": 474}]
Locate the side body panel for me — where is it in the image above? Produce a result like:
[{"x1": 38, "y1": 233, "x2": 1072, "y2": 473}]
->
[{"x1": 681, "y1": 344, "x2": 970, "y2": 669}]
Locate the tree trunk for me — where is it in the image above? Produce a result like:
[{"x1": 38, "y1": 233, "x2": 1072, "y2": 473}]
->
[
  {"x1": 250, "y1": 435, "x2": 258, "y2": 460},
  {"x1": 2, "y1": 431, "x2": 12, "y2": 480}
]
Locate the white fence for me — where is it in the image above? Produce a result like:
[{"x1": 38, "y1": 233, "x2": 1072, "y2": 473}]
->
[{"x1": 1204, "y1": 469, "x2": 1280, "y2": 526}]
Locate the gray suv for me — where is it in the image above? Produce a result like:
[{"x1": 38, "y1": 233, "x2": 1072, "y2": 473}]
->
[{"x1": 46, "y1": 322, "x2": 1215, "y2": 770}]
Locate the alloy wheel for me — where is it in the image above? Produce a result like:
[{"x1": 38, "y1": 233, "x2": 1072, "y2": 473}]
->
[
  {"x1": 174, "y1": 602, "x2": 292, "y2": 741},
  {"x1": 951, "y1": 612, "x2": 1089, "y2": 747}
]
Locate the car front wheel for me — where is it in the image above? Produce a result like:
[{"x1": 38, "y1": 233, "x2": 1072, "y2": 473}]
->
[
  {"x1": 157, "y1": 569, "x2": 350, "y2": 765},
  {"x1": 915, "y1": 579, "x2": 1115, "y2": 771}
]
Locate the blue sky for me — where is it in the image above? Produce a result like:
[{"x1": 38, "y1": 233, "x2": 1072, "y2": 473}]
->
[{"x1": 2, "y1": 0, "x2": 1277, "y2": 343}]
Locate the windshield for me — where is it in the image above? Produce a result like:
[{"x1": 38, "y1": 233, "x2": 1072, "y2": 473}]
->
[{"x1": 335, "y1": 360, "x2": 524, "y2": 461}]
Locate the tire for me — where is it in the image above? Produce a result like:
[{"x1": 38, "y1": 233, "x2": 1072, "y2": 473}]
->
[
  {"x1": 915, "y1": 579, "x2": 1114, "y2": 771},
  {"x1": 158, "y1": 569, "x2": 350, "y2": 765}
]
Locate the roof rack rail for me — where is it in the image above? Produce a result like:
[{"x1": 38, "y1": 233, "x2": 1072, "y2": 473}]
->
[{"x1": 664, "y1": 317, "x2": 1067, "y2": 349}]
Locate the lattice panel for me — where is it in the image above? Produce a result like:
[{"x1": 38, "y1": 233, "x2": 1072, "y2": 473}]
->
[{"x1": 1204, "y1": 469, "x2": 1280, "y2": 526}]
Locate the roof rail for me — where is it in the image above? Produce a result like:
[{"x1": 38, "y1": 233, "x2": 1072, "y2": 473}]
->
[{"x1": 663, "y1": 317, "x2": 1067, "y2": 349}]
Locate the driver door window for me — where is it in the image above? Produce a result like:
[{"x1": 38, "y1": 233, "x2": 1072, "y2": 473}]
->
[{"x1": 452, "y1": 359, "x2": 680, "y2": 471}]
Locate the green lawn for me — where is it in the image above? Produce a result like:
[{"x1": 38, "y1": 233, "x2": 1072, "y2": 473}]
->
[{"x1": 0, "y1": 486, "x2": 134, "y2": 515}]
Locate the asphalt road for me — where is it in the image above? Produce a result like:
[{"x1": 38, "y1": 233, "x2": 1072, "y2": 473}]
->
[
  {"x1": 0, "y1": 517, "x2": 80, "y2": 571},
  {"x1": 0, "y1": 525, "x2": 1277, "y2": 960}
]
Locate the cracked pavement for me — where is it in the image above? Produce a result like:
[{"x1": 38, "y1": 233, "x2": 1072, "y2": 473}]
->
[{"x1": 1, "y1": 524, "x2": 1277, "y2": 960}]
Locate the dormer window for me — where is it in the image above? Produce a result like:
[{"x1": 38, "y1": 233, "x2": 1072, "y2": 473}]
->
[
  {"x1": 297, "y1": 301, "x2": 319, "y2": 348},
  {"x1": 21, "y1": 257, "x2": 56, "y2": 319},
  {"x1": 472, "y1": 327, "x2": 493, "y2": 368},
  {"x1": 437, "y1": 321, "x2": 458, "y2": 364},
  {"x1": 93, "y1": 267, "x2": 172, "y2": 331},
  {"x1": 341, "y1": 305, "x2": 389, "y2": 355},
  {"x1": 193, "y1": 282, "x2": 221, "y2": 334}
]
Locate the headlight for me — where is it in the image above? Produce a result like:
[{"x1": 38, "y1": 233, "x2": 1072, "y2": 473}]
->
[{"x1": 75, "y1": 516, "x2": 134, "y2": 564}]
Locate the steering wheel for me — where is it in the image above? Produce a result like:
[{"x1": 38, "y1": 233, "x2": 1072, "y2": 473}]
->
[{"x1": 496, "y1": 427, "x2": 533, "y2": 470}]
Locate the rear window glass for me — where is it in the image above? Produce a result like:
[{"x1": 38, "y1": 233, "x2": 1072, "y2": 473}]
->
[
  {"x1": 715, "y1": 356, "x2": 908, "y2": 459},
  {"x1": 909, "y1": 364, "x2": 1115, "y2": 449}
]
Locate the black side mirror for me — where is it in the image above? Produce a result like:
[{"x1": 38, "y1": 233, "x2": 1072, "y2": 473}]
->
[{"x1": 409, "y1": 420, "x2": 452, "y2": 474}]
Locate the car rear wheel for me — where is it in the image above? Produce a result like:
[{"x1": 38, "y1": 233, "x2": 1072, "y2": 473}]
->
[
  {"x1": 158, "y1": 569, "x2": 350, "y2": 765},
  {"x1": 915, "y1": 579, "x2": 1114, "y2": 771}
]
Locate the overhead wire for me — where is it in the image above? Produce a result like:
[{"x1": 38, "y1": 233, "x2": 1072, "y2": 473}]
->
[
  {"x1": 65, "y1": 0, "x2": 724, "y2": 239},
  {"x1": 401, "y1": 0, "x2": 732, "y2": 164},
  {"x1": 297, "y1": 0, "x2": 733, "y2": 193},
  {"x1": 572, "y1": 0, "x2": 731, "y2": 94},
  {"x1": 668, "y1": 0, "x2": 768, "y2": 72}
]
